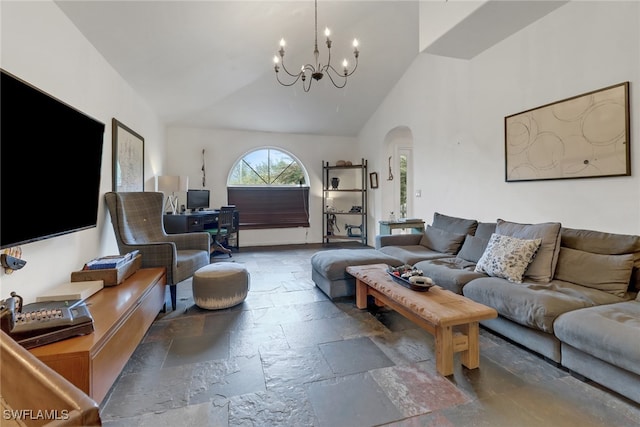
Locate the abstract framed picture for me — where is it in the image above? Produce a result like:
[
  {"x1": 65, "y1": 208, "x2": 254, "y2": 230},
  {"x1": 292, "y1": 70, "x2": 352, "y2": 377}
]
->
[
  {"x1": 505, "y1": 82, "x2": 630, "y2": 182},
  {"x1": 112, "y1": 118, "x2": 144, "y2": 191}
]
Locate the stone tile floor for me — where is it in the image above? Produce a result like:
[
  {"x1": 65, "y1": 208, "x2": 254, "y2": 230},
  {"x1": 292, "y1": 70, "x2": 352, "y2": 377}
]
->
[{"x1": 100, "y1": 244, "x2": 640, "y2": 427}]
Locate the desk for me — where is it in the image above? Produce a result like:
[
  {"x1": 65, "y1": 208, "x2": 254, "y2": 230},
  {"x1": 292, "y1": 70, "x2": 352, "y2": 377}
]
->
[
  {"x1": 379, "y1": 219, "x2": 425, "y2": 235},
  {"x1": 164, "y1": 210, "x2": 240, "y2": 250}
]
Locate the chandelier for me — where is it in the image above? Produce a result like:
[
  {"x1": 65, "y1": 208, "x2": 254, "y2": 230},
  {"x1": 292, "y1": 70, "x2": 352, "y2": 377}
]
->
[{"x1": 273, "y1": 0, "x2": 359, "y2": 92}]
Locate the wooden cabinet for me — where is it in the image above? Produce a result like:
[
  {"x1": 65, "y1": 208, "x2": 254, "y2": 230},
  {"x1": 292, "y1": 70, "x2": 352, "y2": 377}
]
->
[
  {"x1": 322, "y1": 159, "x2": 368, "y2": 245},
  {"x1": 29, "y1": 268, "x2": 166, "y2": 403}
]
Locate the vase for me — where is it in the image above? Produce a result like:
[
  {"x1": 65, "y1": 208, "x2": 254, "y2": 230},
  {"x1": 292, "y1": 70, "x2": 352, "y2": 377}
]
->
[{"x1": 331, "y1": 177, "x2": 340, "y2": 189}]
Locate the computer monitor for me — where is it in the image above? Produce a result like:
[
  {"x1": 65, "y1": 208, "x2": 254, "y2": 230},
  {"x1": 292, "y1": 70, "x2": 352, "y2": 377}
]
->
[{"x1": 186, "y1": 189, "x2": 210, "y2": 212}]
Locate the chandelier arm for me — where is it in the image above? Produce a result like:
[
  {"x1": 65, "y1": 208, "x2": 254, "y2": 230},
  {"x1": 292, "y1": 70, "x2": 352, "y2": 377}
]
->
[
  {"x1": 276, "y1": 72, "x2": 304, "y2": 87},
  {"x1": 324, "y1": 68, "x2": 348, "y2": 89},
  {"x1": 279, "y1": 60, "x2": 303, "y2": 78}
]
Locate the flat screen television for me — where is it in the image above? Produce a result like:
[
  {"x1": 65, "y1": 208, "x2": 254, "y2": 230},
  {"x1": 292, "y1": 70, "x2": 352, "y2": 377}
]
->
[
  {"x1": 1, "y1": 69, "x2": 105, "y2": 249},
  {"x1": 186, "y1": 189, "x2": 210, "y2": 212}
]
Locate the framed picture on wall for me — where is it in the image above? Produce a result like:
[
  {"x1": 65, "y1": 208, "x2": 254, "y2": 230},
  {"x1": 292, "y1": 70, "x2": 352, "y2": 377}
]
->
[
  {"x1": 505, "y1": 82, "x2": 630, "y2": 182},
  {"x1": 112, "y1": 118, "x2": 144, "y2": 191},
  {"x1": 369, "y1": 172, "x2": 379, "y2": 189}
]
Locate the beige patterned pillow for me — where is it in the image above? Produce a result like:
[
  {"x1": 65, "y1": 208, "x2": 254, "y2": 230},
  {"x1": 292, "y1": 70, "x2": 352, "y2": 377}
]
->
[{"x1": 475, "y1": 233, "x2": 542, "y2": 283}]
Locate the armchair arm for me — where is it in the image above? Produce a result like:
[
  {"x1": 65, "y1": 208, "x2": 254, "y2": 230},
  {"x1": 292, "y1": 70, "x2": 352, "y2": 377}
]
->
[
  {"x1": 162, "y1": 232, "x2": 210, "y2": 252},
  {"x1": 117, "y1": 242, "x2": 176, "y2": 270},
  {"x1": 375, "y1": 233, "x2": 423, "y2": 249}
]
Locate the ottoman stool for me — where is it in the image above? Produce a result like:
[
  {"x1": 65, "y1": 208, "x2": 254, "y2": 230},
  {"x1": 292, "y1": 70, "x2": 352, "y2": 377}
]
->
[
  {"x1": 192, "y1": 262, "x2": 250, "y2": 310},
  {"x1": 311, "y1": 249, "x2": 403, "y2": 299}
]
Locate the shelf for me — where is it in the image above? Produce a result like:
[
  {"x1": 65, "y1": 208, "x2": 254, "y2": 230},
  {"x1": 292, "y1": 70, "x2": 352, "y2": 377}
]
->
[{"x1": 323, "y1": 159, "x2": 367, "y2": 245}]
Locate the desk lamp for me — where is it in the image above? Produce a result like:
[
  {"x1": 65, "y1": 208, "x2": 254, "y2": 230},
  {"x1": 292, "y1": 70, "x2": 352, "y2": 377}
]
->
[{"x1": 156, "y1": 175, "x2": 189, "y2": 214}]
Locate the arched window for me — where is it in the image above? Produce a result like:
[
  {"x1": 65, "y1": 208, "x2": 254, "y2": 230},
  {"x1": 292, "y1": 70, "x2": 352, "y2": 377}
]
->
[{"x1": 227, "y1": 148, "x2": 310, "y2": 229}]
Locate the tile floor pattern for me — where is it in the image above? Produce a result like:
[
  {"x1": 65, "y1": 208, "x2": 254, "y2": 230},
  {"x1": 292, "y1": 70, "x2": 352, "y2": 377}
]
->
[{"x1": 100, "y1": 244, "x2": 640, "y2": 427}]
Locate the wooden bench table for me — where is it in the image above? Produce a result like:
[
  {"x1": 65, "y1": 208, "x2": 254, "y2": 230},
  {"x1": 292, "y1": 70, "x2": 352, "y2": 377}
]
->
[{"x1": 346, "y1": 263, "x2": 497, "y2": 376}]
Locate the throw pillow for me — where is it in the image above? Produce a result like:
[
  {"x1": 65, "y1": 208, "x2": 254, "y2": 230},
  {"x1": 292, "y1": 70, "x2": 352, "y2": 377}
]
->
[
  {"x1": 457, "y1": 235, "x2": 489, "y2": 263},
  {"x1": 495, "y1": 219, "x2": 562, "y2": 283},
  {"x1": 554, "y1": 247, "x2": 634, "y2": 298},
  {"x1": 419, "y1": 225, "x2": 466, "y2": 254},
  {"x1": 432, "y1": 212, "x2": 479, "y2": 236},
  {"x1": 475, "y1": 233, "x2": 542, "y2": 283}
]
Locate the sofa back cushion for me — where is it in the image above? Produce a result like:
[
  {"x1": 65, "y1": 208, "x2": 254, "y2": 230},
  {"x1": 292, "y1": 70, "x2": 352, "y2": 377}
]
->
[
  {"x1": 420, "y1": 225, "x2": 466, "y2": 254},
  {"x1": 560, "y1": 227, "x2": 640, "y2": 291},
  {"x1": 495, "y1": 219, "x2": 562, "y2": 283},
  {"x1": 433, "y1": 212, "x2": 478, "y2": 236},
  {"x1": 554, "y1": 247, "x2": 633, "y2": 298},
  {"x1": 475, "y1": 222, "x2": 497, "y2": 239},
  {"x1": 457, "y1": 235, "x2": 489, "y2": 263}
]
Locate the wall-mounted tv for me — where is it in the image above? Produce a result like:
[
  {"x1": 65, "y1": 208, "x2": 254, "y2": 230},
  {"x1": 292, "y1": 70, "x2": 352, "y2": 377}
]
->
[
  {"x1": 186, "y1": 189, "x2": 210, "y2": 212},
  {"x1": 1, "y1": 69, "x2": 105, "y2": 249}
]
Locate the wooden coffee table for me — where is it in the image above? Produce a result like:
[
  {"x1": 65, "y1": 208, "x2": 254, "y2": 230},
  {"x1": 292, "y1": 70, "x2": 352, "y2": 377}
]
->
[{"x1": 346, "y1": 263, "x2": 497, "y2": 376}]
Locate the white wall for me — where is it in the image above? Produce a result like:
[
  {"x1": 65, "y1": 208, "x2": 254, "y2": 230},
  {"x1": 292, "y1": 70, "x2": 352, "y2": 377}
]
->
[
  {"x1": 361, "y1": 1, "x2": 640, "y2": 243},
  {"x1": 166, "y1": 127, "x2": 358, "y2": 246},
  {"x1": 0, "y1": 1, "x2": 166, "y2": 304}
]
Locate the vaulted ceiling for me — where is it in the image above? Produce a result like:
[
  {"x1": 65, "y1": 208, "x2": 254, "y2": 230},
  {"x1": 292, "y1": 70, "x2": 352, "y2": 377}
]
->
[{"x1": 55, "y1": 1, "x2": 567, "y2": 137}]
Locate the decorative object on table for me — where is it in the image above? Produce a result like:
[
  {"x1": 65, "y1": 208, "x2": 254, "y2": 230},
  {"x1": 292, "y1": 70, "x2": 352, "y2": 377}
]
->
[
  {"x1": 345, "y1": 160, "x2": 353, "y2": 166},
  {"x1": 336, "y1": 160, "x2": 346, "y2": 166},
  {"x1": 156, "y1": 175, "x2": 189, "y2": 215},
  {"x1": 83, "y1": 250, "x2": 140, "y2": 270},
  {"x1": 387, "y1": 264, "x2": 434, "y2": 291},
  {"x1": 505, "y1": 81, "x2": 630, "y2": 182},
  {"x1": 71, "y1": 254, "x2": 142, "y2": 287},
  {"x1": 273, "y1": 0, "x2": 359, "y2": 92},
  {"x1": 388, "y1": 156, "x2": 394, "y2": 180},
  {"x1": 369, "y1": 172, "x2": 379, "y2": 189},
  {"x1": 112, "y1": 118, "x2": 144, "y2": 192},
  {"x1": 349, "y1": 206, "x2": 362, "y2": 213},
  {"x1": 331, "y1": 177, "x2": 340, "y2": 189}
]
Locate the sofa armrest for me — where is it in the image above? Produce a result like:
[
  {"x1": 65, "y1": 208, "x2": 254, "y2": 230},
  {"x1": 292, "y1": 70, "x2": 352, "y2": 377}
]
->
[
  {"x1": 162, "y1": 231, "x2": 210, "y2": 252},
  {"x1": 375, "y1": 234, "x2": 423, "y2": 249}
]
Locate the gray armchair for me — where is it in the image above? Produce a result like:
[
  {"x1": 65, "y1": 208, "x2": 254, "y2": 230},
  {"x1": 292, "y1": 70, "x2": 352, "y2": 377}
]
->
[{"x1": 104, "y1": 192, "x2": 210, "y2": 310}]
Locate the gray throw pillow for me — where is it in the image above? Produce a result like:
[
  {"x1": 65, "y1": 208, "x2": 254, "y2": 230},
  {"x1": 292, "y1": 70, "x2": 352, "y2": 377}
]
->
[
  {"x1": 554, "y1": 247, "x2": 633, "y2": 298},
  {"x1": 457, "y1": 235, "x2": 489, "y2": 263},
  {"x1": 420, "y1": 225, "x2": 466, "y2": 254},
  {"x1": 495, "y1": 219, "x2": 561, "y2": 283},
  {"x1": 432, "y1": 212, "x2": 478, "y2": 236},
  {"x1": 475, "y1": 233, "x2": 542, "y2": 283}
]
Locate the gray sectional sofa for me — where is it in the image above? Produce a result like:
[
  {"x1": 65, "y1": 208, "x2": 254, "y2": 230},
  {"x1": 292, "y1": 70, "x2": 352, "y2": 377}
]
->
[{"x1": 310, "y1": 212, "x2": 640, "y2": 404}]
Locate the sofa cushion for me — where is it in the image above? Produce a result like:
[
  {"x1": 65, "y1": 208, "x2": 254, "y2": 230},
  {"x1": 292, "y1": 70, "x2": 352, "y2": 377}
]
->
[
  {"x1": 310, "y1": 249, "x2": 403, "y2": 281},
  {"x1": 378, "y1": 244, "x2": 450, "y2": 265},
  {"x1": 496, "y1": 219, "x2": 562, "y2": 283},
  {"x1": 414, "y1": 257, "x2": 486, "y2": 294},
  {"x1": 554, "y1": 301, "x2": 640, "y2": 376},
  {"x1": 419, "y1": 225, "x2": 466, "y2": 254},
  {"x1": 554, "y1": 247, "x2": 634, "y2": 298},
  {"x1": 457, "y1": 235, "x2": 489, "y2": 263},
  {"x1": 463, "y1": 277, "x2": 625, "y2": 333},
  {"x1": 432, "y1": 212, "x2": 478, "y2": 235},
  {"x1": 475, "y1": 222, "x2": 497, "y2": 239},
  {"x1": 475, "y1": 233, "x2": 542, "y2": 283},
  {"x1": 561, "y1": 227, "x2": 640, "y2": 291}
]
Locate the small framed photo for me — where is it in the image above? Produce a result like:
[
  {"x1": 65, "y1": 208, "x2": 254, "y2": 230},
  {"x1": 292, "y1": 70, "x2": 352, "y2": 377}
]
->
[{"x1": 369, "y1": 172, "x2": 379, "y2": 189}]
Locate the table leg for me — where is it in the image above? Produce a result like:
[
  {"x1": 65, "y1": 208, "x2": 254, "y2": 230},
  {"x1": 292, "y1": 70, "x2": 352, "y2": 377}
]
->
[
  {"x1": 435, "y1": 325, "x2": 454, "y2": 376},
  {"x1": 459, "y1": 322, "x2": 480, "y2": 369},
  {"x1": 355, "y1": 279, "x2": 368, "y2": 309}
]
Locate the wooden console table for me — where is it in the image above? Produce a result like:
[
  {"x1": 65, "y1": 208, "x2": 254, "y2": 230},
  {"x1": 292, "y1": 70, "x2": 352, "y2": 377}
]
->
[
  {"x1": 29, "y1": 268, "x2": 166, "y2": 403},
  {"x1": 347, "y1": 264, "x2": 497, "y2": 376}
]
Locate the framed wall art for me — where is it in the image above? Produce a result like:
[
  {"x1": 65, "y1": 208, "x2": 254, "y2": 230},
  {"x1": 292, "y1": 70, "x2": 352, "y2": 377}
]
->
[
  {"x1": 505, "y1": 82, "x2": 630, "y2": 182},
  {"x1": 112, "y1": 118, "x2": 144, "y2": 191},
  {"x1": 369, "y1": 172, "x2": 379, "y2": 189}
]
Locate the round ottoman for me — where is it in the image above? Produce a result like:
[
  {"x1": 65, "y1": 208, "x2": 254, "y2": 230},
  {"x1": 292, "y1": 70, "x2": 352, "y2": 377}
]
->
[{"x1": 192, "y1": 262, "x2": 250, "y2": 310}]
